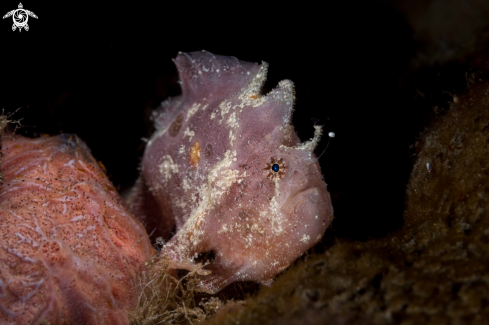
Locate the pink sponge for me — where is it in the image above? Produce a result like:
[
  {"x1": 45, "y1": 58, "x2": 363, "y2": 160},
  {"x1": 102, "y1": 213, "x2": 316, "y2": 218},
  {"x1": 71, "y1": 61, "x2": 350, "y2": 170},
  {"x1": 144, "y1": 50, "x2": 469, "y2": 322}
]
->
[{"x1": 0, "y1": 134, "x2": 154, "y2": 324}]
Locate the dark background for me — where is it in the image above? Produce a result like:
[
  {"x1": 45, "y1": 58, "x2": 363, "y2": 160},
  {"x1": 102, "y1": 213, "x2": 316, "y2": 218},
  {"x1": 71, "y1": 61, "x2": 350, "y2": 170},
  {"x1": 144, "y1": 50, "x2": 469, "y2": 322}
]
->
[{"x1": 1, "y1": 1, "x2": 487, "y2": 241}]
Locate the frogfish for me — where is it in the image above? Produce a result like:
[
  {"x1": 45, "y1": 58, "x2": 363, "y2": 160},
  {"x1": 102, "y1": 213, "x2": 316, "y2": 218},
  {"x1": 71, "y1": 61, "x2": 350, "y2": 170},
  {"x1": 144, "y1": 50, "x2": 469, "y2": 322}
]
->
[{"x1": 129, "y1": 51, "x2": 333, "y2": 294}]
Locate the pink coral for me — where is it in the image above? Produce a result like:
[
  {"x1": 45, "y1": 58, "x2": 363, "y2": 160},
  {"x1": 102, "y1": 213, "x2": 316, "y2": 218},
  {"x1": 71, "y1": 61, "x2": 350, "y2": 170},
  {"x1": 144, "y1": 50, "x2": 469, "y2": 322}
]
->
[
  {"x1": 130, "y1": 51, "x2": 333, "y2": 293},
  {"x1": 0, "y1": 134, "x2": 154, "y2": 324}
]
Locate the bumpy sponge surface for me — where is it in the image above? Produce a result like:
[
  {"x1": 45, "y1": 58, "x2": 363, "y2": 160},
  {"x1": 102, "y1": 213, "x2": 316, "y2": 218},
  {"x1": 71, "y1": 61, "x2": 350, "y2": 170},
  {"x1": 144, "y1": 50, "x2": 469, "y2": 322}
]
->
[{"x1": 0, "y1": 134, "x2": 153, "y2": 325}]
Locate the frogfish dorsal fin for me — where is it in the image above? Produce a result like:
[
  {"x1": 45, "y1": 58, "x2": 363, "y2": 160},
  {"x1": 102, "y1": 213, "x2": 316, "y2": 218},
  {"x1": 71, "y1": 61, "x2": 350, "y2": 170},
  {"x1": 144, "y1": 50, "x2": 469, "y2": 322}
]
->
[{"x1": 174, "y1": 50, "x2": 263, "y2": 103}]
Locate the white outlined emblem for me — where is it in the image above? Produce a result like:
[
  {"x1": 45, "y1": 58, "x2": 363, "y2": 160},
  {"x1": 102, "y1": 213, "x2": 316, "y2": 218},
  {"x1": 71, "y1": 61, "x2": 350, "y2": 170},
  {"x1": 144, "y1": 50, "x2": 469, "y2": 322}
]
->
[{"x1": 3, "y1": 3, "x2": 37, "y2": 32}]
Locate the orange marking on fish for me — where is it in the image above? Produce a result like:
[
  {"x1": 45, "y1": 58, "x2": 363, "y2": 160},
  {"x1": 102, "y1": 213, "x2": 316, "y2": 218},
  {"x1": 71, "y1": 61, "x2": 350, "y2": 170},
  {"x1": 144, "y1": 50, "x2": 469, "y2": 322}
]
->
[{"x1": 189, "y1": 140, "x2": 201, "y2": 168}]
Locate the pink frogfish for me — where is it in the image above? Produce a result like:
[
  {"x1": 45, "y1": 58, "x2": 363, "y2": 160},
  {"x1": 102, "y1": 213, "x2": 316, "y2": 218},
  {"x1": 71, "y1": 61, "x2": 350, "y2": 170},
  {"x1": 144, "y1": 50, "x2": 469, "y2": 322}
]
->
[
  {"x1": 129, "y1": 51, "x2": 333, "y2": 294},
  {"x1": 0, "y1": 133, "x2": 153, "y2": 325}
]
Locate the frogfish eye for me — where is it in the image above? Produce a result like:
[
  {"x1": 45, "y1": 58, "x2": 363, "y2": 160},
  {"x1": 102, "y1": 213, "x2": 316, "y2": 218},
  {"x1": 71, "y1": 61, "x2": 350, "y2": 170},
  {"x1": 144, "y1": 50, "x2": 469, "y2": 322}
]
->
[{"x1": 265, "y1": 158, "x2": 287, "y2": 180}]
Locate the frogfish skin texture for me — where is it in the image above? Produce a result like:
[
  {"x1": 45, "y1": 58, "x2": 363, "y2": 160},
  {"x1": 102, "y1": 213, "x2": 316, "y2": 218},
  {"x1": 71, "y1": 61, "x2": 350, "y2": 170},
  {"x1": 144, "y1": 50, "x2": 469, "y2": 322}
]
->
[
  {"x1": 130, "y1": 51, "x2": 333, "y2": 294},
  {"x1": 0, "y1": 134, "x2": 153, "y2": 325}
]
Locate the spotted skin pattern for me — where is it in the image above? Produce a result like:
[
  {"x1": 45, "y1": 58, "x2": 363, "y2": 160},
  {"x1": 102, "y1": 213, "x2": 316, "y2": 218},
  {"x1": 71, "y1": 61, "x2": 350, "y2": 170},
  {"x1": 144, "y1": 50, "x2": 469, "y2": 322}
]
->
[
  {"x1": 0, "y1": 134, "x2": 153, "y2": 325},
  {"x1": 129, "y1": 51, "x2": 333, "y2": 294}
]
